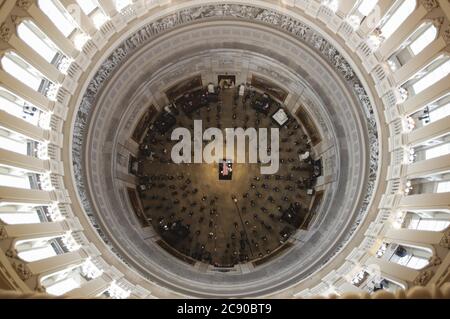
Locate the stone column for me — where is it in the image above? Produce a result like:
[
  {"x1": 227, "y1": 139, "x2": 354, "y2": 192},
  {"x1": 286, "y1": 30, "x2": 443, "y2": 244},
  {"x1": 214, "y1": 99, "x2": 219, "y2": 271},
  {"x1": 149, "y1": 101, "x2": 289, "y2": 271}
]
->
[
  {"x1": 377, "y1": 4, "x2": 431, "y2": 60},
  {"x1": 358, "y1": 0, "x2": 396, "y2": 35},
  {"x1": 0, "y1": 148, "x2": 63, "y2": 175},
  {"x1": 7, "y1": 33, "x2": 63, "y2": 84},
  {"x1": 384, "y1": 228, "x2": 444, "y2": 245},
  {"x1": 405, "y1": 154, "x2": 450, "y2": 178},
  {"x1": 406, "y1": 116, "x2": 450, "y2": 146},
  {"x1": 0, "y1": 69, "x2": 54, "y2": 113},
  {"x1": 67, "y1": 274, "x2": 111, "y2": 298},
  {"x1": 400, "y1": 73, "x2": 450, "y2": 116},
  {"x1": 58, "y1": 0, "x2": 97, "y2": 36},
  {"x1": 0, "y1": 220, "x2": 70, "y2": 241},
  {"x1": 0, "y1": 186, "x2": 53, "y2": 206},
  {"x1": 366, "y1": 256, "x2": 420, "y2": 283},
  {"x1": 393, "y1": 34, "x2": 449, "y2": 85},
  {"x1": 24, "y1": 2, "x2": 78, "y2": 58},
  {"x1": 97, "y1": 0, "x2": 118, "y2": 17},
  {"x1": 398, "y1": 193, "x2": 450, "y2": 211}
]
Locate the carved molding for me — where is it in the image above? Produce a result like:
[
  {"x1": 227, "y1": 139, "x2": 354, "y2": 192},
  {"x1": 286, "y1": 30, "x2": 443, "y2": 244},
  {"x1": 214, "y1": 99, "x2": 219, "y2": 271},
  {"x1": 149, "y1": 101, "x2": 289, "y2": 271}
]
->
[
  {"x1": 0, "y1": 23, "x2": 12, "y2": 42},
  {"x1": 442, "y1": 24, "x2": 450, "y2": 46},
  {"x1": 16, "y1": 0, "x2": 33, "y2": 10},
  {"x1": 0, "y1": 226, "x2": 7, "y2": 240},
  {"x1": 440, "y1": 228, "x2": 450, "y2": 248},
  {"x1": 419, "y1": 0, "x2": 439, "y2": 12},
  {"x1": 413, "y1": 269, "x2": 434, "y2": 286},
  {"x1": 428, "y1": 255, "x2": 442, "y2": 267},
  {"x1": 13, "y1": 262, "x2": 32, "y2": 280}
]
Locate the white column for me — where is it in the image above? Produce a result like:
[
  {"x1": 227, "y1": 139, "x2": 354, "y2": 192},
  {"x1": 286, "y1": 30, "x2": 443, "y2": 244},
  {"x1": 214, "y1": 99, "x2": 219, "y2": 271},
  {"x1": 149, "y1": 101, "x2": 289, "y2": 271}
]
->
[
  {"x1": 0, "y1": 221, "x2": 70, "y2": 241},
  {"x1": 358, "y1": 0, "x2": 396, "y2": 35},
  {"x1": 68, "y1": 274, "x2": 111, "y2": 297},
  {"x1": 0, "y1": 110, "x2": 47, "y2": 142},
  {"x1": 26, "y1": 3, "x2": 78, "y2": 58},
  {"x1": 400, "y1": 74, "x2": 450, "y2": 116},
  {"x1": 0, "y1": 149, "x2": 63, "y2": 175},
  {"x1": 26, "y1": 251, "x2": 86, "y2": 279},
  {"x1": 0, "y1": 69, "x2": 54, "y2": 113},
  {"x1": 398, "y1": 193, "x2": 450, "y2": 211},
  {"x1": 393, "y1": 37, "x2": 448, "y2": 85},
  {"x1": 377, "y1": 5, "x2": 430, "y2": 60},
  {"x1": 366, "y1": 256, "x2": 420, "y2": 283},
  {"x1": 0, "y1": 186, "x2": 54, "y2": 206},
  {"x1": 406, "y1": 154, "x2": 450, "y2": 178},
  {"x1": 384, "y1": 228, "x2": 444, "y2": 245},
  {"x1": 8, "y1": 33, "x2": 63, "y2": 84},
  {"x1": 406, "y1": 116, "x2": 450, "y2": 146},
  {"x1": 58, "y1": 0, "x2": 97, "y2": 35}
]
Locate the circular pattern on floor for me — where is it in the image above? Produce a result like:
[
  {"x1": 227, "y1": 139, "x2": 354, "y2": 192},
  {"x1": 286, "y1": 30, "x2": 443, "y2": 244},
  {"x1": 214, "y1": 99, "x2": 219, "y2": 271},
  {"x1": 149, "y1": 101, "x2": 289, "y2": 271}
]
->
[{"x1": 137, "y1": 88, "x2": 317, "y2": 267}]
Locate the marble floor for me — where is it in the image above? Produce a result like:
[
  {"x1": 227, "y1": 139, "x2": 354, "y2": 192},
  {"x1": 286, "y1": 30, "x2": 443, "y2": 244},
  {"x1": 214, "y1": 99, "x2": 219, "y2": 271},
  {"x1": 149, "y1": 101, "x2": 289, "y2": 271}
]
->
[{"x1": 138, "y1": 88, "x2": 316, "y2": 267}]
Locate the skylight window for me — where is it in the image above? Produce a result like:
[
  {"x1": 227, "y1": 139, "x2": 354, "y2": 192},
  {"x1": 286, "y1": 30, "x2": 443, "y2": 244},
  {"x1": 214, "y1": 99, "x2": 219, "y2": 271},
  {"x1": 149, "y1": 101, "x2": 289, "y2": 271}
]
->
[
  {"x1": 38, "y1": 0, "x2": 77, "y2": 37},
  {"x1": 427, "y1": 103, "x2": 450, "y2": 124},
  {"x1": 425, "y1": 143, "x2": 450, "y2": 160},
  {"x1": 437, "y1": 181, "x2": 450, "y2": 193},
  {"x1": 46, "y1": 277, "x2": 80, "y2": 296},
  {"x1": 17, "y1": 21, "x2": 59, "y2": 63},
  {"x1": 76, "y1": 0, "x2": 97, "y2": 15},
  {"x1": 413, "y1": 60, "x2": 450, "y2": 94},
  {"x1": 410, "y1": 25, "x2": 437, "y2": 55},
  {"x1": 1, "y1": 53, "x2": 44, "y2": 91},
  {"x1": 18, "y1": 245, "x2": 57, "y2": 262},
  {"x1": 380, "y1": 0, "x2": 416, "y2": 39},
  {"x1": 358, "y1": 0, "x2": 378, "y2": 16}
]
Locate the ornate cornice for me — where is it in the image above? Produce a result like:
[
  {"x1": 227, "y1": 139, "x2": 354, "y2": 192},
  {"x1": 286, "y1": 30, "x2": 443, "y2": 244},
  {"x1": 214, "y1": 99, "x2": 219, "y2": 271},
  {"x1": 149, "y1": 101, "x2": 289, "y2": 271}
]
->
[
  {"x1": 72, "y1": 3, "x2": 380, "y2": 285},
  {"x1": 419, "y1": 0, "x2": 439, "y2": 12},
  {"x1": 16, "y1": 0, "x2": 33, "y2": 10},
  {"x1": 0, "y1": 22, "x2": 12, "y2": 42}
]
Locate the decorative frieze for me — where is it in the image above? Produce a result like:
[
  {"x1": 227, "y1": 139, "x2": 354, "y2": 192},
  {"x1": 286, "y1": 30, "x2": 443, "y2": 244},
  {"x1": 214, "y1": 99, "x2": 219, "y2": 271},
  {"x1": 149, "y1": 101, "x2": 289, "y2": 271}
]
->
[
  {"x1": 72, "y1": 3, "x2": 380, "y2": 277},
  {"x1": 419, "y1": 0, "x2": 439, "y2": 12},
  {"x1": 0, "y1": 23, "x2": 12, "y2": 42}
]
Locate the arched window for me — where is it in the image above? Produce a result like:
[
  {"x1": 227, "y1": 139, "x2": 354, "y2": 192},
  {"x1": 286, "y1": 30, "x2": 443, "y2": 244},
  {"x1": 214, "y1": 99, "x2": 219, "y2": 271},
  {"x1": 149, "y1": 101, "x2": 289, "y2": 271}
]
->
[
  {"x1": 347, "y1": 0, "x2": 379, "y2": 29},
  {"x1": 76, "y1": 0, "x2": 97, "y2": 14},
  {"x1": 0, "y1": 204, "x2": 44, "y2": 224},
  {"x1": 409, "y1": 24, "x2": 438, "y2": 55},
  {"x1": 412, "y1": 58, "x2": 450, "y2": 94},
  {"x1": 401, "y1": 211, "x2": 450, "y2": 231},
  {"x1": 417, "y1": 94, "x2": 450, "y2": 126},
  {"x1": 1, "y1": 52, "x2": 46, "y2": 92},
  {"x1": 0, "y1": 87, "x2": 50, "y2": 128},
  {"x1": 358, "y1": 0, "x2": 379, "y2": 16},
  {"x1": 437, "y1": 181, "x2": 450, "y2": 193},
  {"x1": 428, "y1": 103, "x2": 450, "y2": 123},
  {"x1": 45, "y1": 276, "x2": 81, "y2": 295},
  {"x1": 76, "y1": 0, "x2": 109, "y2": 29},
  {"x1": 380, "y1": 0, "x2": 416, "y2": 39},
  {"x1": 321, "y1": 0, "x2": 338, "y2": 12},
  {"x1": 0, "y1": 166, "x2": 32, "y2": 189},
  {"x1": 387, "y1": 23, "x2": 438, "y2": 71},
  {"x1": 425, "y1": 143, "x2": 450, "y2": 160},
  {"x1": 17, "y1": 20, "x2": 61, "y2": 64},
  {"x1": 16, "y1": 237, "x2": 60, "y2": 262},
  {"x1": 37, "y1": 0, "x2": 77, "y2": 37},
  {"x1": 0, "y1": 127, "x2": 30, "y2": 155},
  {"x1": 388, "y1": 244, "x2": 431, "y2": 269}
]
